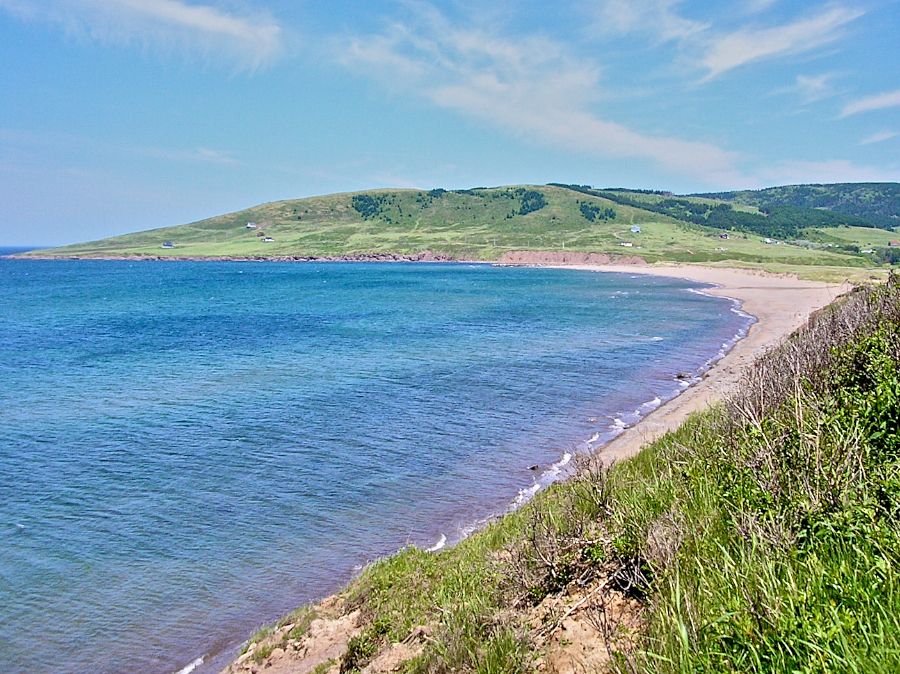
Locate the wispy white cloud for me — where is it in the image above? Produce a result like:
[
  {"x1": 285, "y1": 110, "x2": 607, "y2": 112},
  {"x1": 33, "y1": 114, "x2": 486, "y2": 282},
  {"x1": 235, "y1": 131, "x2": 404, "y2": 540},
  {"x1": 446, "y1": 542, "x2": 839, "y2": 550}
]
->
[
  {"x1": 583, "y1": 0, "x2": 707, "y2": 41},
  {"x1": 744, "y1": 0, "x2": 780, "y2": 14},
  {"x1": 700, "y1": 6, "x2": 864, "y2": 80},
  {"x1": 770, "y1": 72, "x2": 841, "y2": 102},
  {"x1": 758, "y1": 159, "x2": 900, "y2": 185},
  {"x1": 792, "y1": 73, "x2": 838, "y2": 101},
  {"x1": 0, "y1": 0, "x2": 284, "y2": 70},
  {"x1": 340, "y1": 6, "x2": 743, "y2": 186},
  {"x1": 861, "y1": 131, "x2": 898, "y2": 145},
  {"x1": 840, "y1": 88, "x2": 900, "y2": 117}
]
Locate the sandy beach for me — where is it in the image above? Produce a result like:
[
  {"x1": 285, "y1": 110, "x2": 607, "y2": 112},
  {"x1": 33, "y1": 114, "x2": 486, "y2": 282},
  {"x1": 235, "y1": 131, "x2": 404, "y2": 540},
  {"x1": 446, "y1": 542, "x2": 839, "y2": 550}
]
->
[{"x1": 554, "y1": 263, "x2": 852, "y2": 465}]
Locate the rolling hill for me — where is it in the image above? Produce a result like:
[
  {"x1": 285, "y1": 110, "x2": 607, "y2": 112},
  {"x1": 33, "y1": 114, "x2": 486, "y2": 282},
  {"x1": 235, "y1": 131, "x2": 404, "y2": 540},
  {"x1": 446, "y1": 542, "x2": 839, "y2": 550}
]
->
[{"x1": 18, "y1": 183, "x2": 900, "y2": 268}]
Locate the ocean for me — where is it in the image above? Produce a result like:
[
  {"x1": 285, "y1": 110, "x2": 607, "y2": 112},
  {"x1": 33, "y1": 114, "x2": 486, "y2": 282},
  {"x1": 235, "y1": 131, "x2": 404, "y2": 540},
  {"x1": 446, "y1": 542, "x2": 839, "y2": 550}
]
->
[{"x1": 0, "y1": 259, "x2": 751, "y2": 674}]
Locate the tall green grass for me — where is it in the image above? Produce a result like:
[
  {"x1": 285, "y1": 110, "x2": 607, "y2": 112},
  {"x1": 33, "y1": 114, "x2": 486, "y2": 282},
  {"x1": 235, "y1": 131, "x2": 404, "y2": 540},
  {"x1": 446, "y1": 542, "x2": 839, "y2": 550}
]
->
[{"x1": 612, "y1": 276, "x2": 900, "y2": 673}]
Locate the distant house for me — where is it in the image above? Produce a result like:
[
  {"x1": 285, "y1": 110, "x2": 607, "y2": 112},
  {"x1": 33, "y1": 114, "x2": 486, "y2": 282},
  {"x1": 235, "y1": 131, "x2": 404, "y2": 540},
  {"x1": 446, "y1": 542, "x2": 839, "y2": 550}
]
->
[
  {"x1": 246, "y1": 222, "x2": 257, "y2": 229},
  {"x1": 718, "y1": 233, "x2": 729, "y2": 239},
  {"x1": 257, "y1": 231, "x2": 266, "y2": 237},
  {"x1": 162, "y1": 241, "x2": 174, "y2": 249},
  {"x1": 890, "y1": 241, "x2": 900, "y2": 247},
  {"x1": 862, "y1": 249, "x2": 875, "y2": 254},
  {"x1": 630, "y1": 225, "x2": 642, "y2": 234},
  {"x1": 764, "y1": 238, "x2": 775, "y2": 244},
  {"x1": 621, "y1": 242, "x2": 633, "y2": 247},
  {"x1": 263, "y1": 237, "x2": 275, "y2": 243}
]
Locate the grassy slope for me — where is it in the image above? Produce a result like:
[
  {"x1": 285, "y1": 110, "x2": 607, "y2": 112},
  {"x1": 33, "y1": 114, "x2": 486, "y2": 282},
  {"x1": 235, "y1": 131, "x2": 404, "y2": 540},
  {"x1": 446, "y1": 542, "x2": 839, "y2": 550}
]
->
[
  {"x1": 22, "y1": 185, "x2": 877, "y2": 268},
  {"x1": 257, "y1": 276, "x2": 900, "y2": 674}
]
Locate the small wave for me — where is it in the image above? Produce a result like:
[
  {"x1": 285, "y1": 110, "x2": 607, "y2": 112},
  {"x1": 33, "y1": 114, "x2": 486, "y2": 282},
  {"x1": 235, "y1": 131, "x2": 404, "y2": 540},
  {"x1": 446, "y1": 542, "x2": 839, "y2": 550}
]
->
[
  {"x1": 426, "y1": 534, "x2": 447, "y2": 553},
  {"x1": 172, "y1": 656, "x2": 204, "y2": 674},
  {"x1": 549, "y1": 452, "x2": 572, "y2": 474},
  {"x1": 511, "y1": 452, "x2": 573, "y2": 509},
  {"x1": 651, "y1": 336, "x2": 664, "y2": 342},
  {"x1": 512, "y1": 482, "x2": 542, "y2": 508},
  {"x1": 587, "y1": 432, "x2": 601, "y2": 444},
  {"x1": 642, "y1": 397, "x2": 662, "y2": 410}
]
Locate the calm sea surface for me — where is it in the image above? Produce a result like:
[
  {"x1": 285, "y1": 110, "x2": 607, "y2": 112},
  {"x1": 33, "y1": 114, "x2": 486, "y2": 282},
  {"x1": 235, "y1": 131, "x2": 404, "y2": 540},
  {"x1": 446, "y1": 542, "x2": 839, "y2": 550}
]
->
[{"x1": 0, "y1": 260, "x2": 751, "y2": 674}]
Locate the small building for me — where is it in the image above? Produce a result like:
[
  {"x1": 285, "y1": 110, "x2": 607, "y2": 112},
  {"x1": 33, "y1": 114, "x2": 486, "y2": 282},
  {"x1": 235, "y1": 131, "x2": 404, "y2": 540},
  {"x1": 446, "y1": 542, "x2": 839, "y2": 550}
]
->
[
  {"x1": 246, "y1": 222, "x2": 257, "y2": 229},
  {"x1": 263, "y1": 237, "x2": 275, "y2": 243},
  {"x1": 890, "y1": 241, "x2": 900, "y2": 247},
  {"x1": 764, "y1": 238, "x2": 775, "y2": 244},
  {"x1": 861, "y1": 249, "x2": 875, "y2": 254},
  {"x1": 257, "y1": 231, "x2": 266, "y2": 237},
  {"x1": 630, "y1": 225, "x2": 642, "y2": 234},
  {"x1": 162, "y1": 241, "x2": 174, "y2": 249},
  {"x1": 621, "y1": 242, "x2": 633, "y2": 247},
  {"x1": 719, "y1": 232, "x2": 729, "y2": 239}
]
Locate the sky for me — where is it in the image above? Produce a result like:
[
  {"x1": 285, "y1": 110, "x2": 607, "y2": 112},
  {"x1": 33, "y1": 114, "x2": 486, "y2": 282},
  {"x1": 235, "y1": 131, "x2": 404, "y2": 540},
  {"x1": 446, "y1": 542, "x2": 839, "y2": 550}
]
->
[{"x1": 1, "y1": 0, "x2": 899, "y2": 246}]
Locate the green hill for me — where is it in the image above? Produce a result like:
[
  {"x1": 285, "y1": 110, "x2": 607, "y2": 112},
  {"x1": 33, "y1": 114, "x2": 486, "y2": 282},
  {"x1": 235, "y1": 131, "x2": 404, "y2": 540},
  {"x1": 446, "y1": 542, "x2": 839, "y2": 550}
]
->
[
  {"x1": 693, "y1": 182, "x2": 900, "y2": 230},
  {"x1": 19, "y1": 183, "x2": 900, "y2": 269}
]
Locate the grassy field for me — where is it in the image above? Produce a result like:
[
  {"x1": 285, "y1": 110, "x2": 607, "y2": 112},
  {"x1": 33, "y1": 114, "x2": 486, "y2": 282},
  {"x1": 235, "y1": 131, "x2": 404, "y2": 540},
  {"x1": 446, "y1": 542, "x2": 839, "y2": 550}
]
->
[
  {"x1": 814, "y1": 226, "x2": 900, "y2": 248},
  {"x1": 20, "y1": 185, "x2": 892, "y2": 269}
]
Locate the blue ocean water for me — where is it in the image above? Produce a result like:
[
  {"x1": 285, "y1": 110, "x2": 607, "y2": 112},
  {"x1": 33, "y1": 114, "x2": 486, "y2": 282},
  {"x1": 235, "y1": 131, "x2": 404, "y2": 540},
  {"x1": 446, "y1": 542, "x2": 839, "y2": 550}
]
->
[{"x1": 0, "y1": 260, "x2": 751, "y2": 674}]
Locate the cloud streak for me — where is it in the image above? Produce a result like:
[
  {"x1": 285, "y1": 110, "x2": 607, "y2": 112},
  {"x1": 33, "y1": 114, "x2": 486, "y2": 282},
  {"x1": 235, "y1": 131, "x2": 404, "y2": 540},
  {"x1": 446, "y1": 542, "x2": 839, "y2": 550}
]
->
[
  {"x1": 584, "y1": 0, "x2": 707, "y2": 41},
  {"x1": 340, "y1": 7, "x2": 742, "y2": 185},
  {"x1": 861, "y1": 131, "x2": 898, "y2": 145},
  {"x1": 700, "y1": 6, "x2": 863, "y2": 80},
  {"x1": 0, "y1": 0, "x2": 284, "y2": 70},
  {"x1": 840, "y1": 88, "x2": 900, "y2": 117}
]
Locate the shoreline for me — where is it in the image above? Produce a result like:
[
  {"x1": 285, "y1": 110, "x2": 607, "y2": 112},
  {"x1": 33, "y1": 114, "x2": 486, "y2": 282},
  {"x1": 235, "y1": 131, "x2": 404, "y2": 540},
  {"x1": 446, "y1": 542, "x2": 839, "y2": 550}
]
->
[
  {"x1": 550, "y1": 263, "x2": 851, "y2": 466},
  {"x1": 212, "y1": 262, "x2": 852, "y2": 674}
]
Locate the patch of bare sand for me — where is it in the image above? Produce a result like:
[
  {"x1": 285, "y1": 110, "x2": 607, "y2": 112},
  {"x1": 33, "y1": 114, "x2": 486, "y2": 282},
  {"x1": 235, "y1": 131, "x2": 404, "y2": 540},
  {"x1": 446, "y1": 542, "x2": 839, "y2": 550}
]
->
[
  {"x1": 219, "y1": 595, "x2": 429, "y2": 674},
  {"x1": 221, "y1": 597, "x2": 359, "y2": 674}
]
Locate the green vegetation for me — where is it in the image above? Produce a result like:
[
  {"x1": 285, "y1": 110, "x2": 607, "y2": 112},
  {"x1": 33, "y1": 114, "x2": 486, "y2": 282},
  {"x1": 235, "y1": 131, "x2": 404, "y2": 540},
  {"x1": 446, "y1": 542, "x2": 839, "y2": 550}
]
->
[
  {"x1": 696, "y1": 183, "x2": 900, "y2": 230},
  {"x1": 579, "y1": 201, "x2": 617, "y2": 222},
  {"x1": 316, "y1": 277, "x2": 900, "y2": 673},
  {"x1": 553, "y1": 183, "x2": 879, "y2": 239},
  {"x1": 21, "y1": 183, "x2": 899, "y2": 269}
]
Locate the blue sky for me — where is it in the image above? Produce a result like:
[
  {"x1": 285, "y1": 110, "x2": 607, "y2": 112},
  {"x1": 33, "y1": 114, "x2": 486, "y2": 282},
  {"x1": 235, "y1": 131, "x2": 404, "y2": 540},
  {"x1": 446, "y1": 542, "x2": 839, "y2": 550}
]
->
[{"x1": 1, "y1": 0, "x2": 898, "y2": 246}]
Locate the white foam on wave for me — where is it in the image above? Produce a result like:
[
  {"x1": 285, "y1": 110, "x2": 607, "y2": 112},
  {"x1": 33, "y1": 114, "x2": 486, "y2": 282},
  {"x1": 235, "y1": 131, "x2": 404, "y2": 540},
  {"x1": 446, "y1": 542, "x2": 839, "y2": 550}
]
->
[
  {"x1": 426, "y1": 534, "x2": 447, "y2": 553},
  {"x1": 511, "y1": 451, "x2": 572, "y2": 509},
  {"x1": 587, "y1": 432, "x2": 601, "y2": 444},
  {"x1": 642, "y1": 397, "x2": 662, "y2": 410},
  {"x1": 172, "y1": 656, "x2": 204, "y2": 674},
  {"x1": 651, "y1": 336, "x2": 664, "y2": 342}
]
